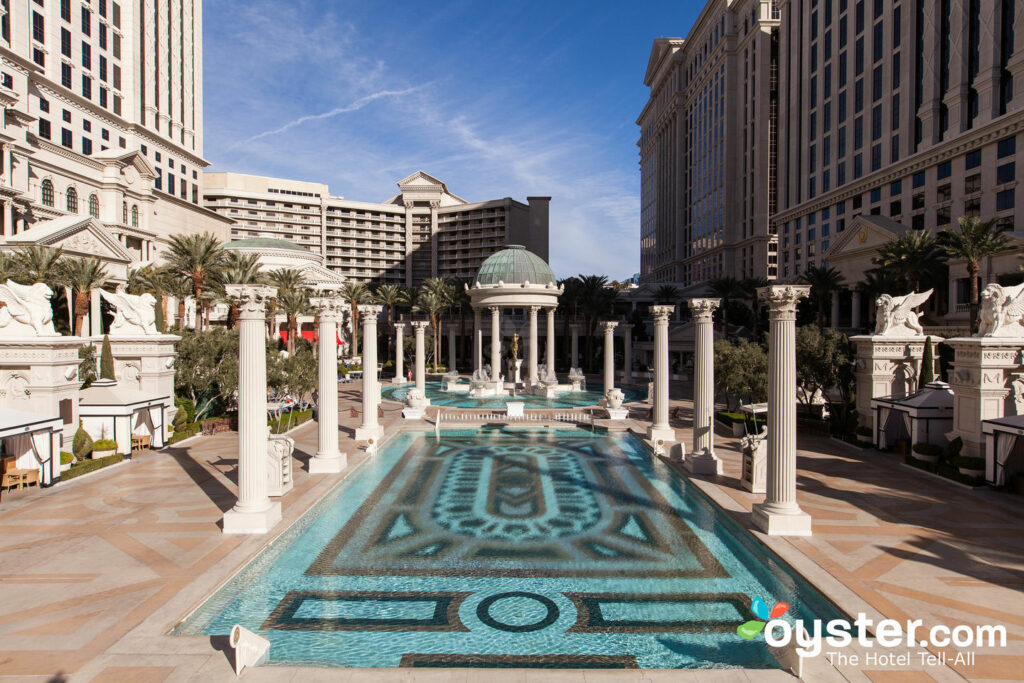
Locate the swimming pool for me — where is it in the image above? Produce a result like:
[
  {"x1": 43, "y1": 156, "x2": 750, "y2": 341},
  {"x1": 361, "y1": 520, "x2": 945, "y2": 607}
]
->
[
  {"x1": 176, "y1": 428, "x2": 840, "y2": 669},
  {"x1": 380, "y1": 381, "x2": 647, "y2": 409}
]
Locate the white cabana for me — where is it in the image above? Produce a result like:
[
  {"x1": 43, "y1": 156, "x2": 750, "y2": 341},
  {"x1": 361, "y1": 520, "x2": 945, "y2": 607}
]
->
[
  {"x1": 0, "y1": 409, "x2": 62, "y2": 486},
  {"x1": 79, "y1": 380, "x2": 171, "y2": 456},
  {"x1": 983, "y1": 415, "x2": 1024, "y2": 486},
  {"x1": 870, "y1": 381, "x2": 955, "y2": 450}
]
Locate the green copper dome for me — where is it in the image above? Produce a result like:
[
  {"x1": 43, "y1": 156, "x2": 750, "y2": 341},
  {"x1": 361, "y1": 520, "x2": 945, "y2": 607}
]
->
[
  {"x1": 476, "y1": 245, "x2": 555, "y2": 286},
  {"x1": 223, "y1": 238, "x2": 310, "y2": 252}
]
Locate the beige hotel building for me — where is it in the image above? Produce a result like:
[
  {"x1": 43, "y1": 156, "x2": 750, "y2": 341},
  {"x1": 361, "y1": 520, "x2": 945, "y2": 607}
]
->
[
  {"x1": 638, "y1": 0, "x2": 780, "y2": 289},
  {"x1": 204, "y1": 171, "x2": 550, "y2": 287}
]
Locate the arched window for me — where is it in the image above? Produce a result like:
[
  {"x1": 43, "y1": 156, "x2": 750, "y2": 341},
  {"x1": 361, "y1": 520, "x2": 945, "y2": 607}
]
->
[
  {"x1": 66, "y1": 186, "x2": 78, "y2": 213},
  {"x1": 88, "y1": 194, "x2": 100, "y2": 218},
  {"x1": 131, "y1": 205, "x2": 138, "y2": 227},
  {"x1": 122, "y1": 201, "x2": 128, "y2": 224},
  {"x1": 41, "y1": 179, "x2": 54, "y2": 207}
]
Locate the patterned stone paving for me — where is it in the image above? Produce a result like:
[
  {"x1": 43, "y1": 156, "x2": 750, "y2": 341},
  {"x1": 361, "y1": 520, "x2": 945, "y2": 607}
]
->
[{"x1": 0, "y1": 381, "x2": 1021, "y2": 681}]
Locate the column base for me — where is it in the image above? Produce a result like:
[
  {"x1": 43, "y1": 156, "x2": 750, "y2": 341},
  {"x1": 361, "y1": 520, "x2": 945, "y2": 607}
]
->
[
  {"x1": 647, "y1": 425, "x2": 676, "y2": 444},
  {"x1": 402, "y1": 407, "x2": 426, "y2": 419},
  {"x1": 392, "y1": 377, "x2": 409, "y2": 384},
  {"x1": 309, "y1": 452, "x2": 348, "y2": 474},
  {"x1": 223, "y1": 501, "x2": 282, "y2": 535},
  {"x1": 685, "y1": 452, "x2": 723, "y2": 475},
  {"x1": 752, "y1": 503, "x2": 812, "y2": 536},
  {"x1": 606, "y1": 408, "x2": 629, "y2": 420},
  {"x1": 355, "y1": 424, "x2": 383, "y2": 441}
]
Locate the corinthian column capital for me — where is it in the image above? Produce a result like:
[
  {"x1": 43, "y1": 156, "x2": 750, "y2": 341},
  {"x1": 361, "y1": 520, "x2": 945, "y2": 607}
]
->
[
  {"x1": 357, "y1": 304, "x2": 382, "y2": 323},
  {"x1": 601, "y1": 320, "x2": 619, "y2": 334},
  {"x1": 650, "y1": 304, "x2": 675, "y2": 324},
  {"x1": 687, "y1": 298, "x2": 720, "y2": 321},
  {"x1": 310, "y1": 296, "x2": 346, "y2": 323},
  {"x1": 758, "y1": 285, "x2": 811, "y2": 318},
  {"x1": 225, "y1": 285, "x2": 276, "y2": 319}
]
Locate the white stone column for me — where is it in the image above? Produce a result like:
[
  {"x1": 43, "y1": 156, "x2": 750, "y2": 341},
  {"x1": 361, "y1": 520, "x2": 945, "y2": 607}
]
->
[
  {"x1": 393, "y1": 323, "x2": 406, "y2": 383},
  {"x1": 448, "y1": 325, "x2": 457, "y2": 373},
  {"x1": 647, "y1": 305, "x2": 675, "y2": 443},
  {"x1": 851, "y1": 290, "x2": 862, "y2": 329},
  {"x1": 528, "y1": 305, "x2": 540, "y2": 385},
  {"x1": 490, "y1": 306, "x2": 502, "y2": 384},
  {"x1": 355, "y1": 305, "x2": 383, "y2": 442},
  {"x1": 754, "y1": 286, "x2": 812, "y2": 536},
  {"x1": 90, "y1": 287, "x2": 103, "y2": 336},
  {"x1": 411, "y1": 320, "x2": 429, "y2": 395},
  {"x1": 309, "y1": 295, "x2": 346, "y2": 473},
  {"x1": 831, "y1": 292, "x2": 841, "y2": 328},
  {"x1": 222, "y1": 285, "x2": 281, "y2": 535},
  {"x1": 570, "y1": 323, "x2": 581, "y2": 369},
  {"x1": 621, "y1": 323, "x2": 633, "y2": 381},
  {"x1": 601, "y1": 321, "x2": 618, "y2": 396},
  {"x1": 686, "y1": 299, "x2": 722, "y2": 475},
  {"x1": 545, "y1": 307, "x2": 556, "y2": 380},
  {"x1": 473, "y1": 308, "x2": 483, "y2": 374}
]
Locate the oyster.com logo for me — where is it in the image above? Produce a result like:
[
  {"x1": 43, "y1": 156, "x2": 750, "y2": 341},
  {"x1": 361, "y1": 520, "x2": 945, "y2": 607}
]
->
[{"x1": 737, "y1": 597, "x2": 789, "y2": 639}]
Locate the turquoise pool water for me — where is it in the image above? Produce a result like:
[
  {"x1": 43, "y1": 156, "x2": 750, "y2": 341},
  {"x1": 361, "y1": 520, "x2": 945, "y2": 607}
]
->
[
  {"x1": 176, "y1": 429, "x2": 840, "y2": 669},
  {"x1": 380, "y1": 381, "x2": 647, "y2": 408}
]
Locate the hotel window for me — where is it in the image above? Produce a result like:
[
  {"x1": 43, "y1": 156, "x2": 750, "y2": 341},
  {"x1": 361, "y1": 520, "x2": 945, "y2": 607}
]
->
[
  {"x1": 31, "y1": 12, "x2": 46, "y2": 44},
  {"x1": 839, "y1": 51, "x2": 847, "y2": 86},
  {"x1": 913, "y1": 193, "x2": 925, "y2": 210},
  {"x1": 872, "y1": 65, "x2": 882, "y2": 101},
  {"x1": 38, "y1": 118, "x2": 51, "y2": 139},
  {"x1": 81, "y1": 42, "x2": 91, "y2": 69},
  {"x1": 99, "y1": 56, "x2": 106, "y2": 81},
  {"x1": 937, "y1": 161, "x2": 952, "y2": 180},
  {"x1": 41, "y1": 180, "x2": 54, "y2": 206},
  {"x1": 873, "y1": 22, "x2": 883, "y2": 62},
  {"x1": 854, "y1": 117, "x2": 863, "y2": 148},
  {"x1": 913, "y1": 171, "x2": 925, "y2": 188},
  {"x1": 964, "y1": 197, "x2": 981, "y2": 216},
  {"x1": 81, "y1": 75, "x2": 91, "y2": 99},
  {"x1": 61, "y1": 28, "x2": 71, "y2": 57},
  {"x1": 871, "y1": 144, "x2": 882, "y2": 170},
  {"x1": 998, "y1": 136, "x2": 1016, "y2": 158},
  {"x1": 890, "y1": 200, "x2": 902, "y2": 215},
  {"x1": 997, "y1": 162, "x2": 1015, "y2": 184},
  {"x1": 98, "y1": 23, "x2": 106, "y2": 50},
  {"x1": 937, "y1": 184, "x2": 952, "y2": 203},
  {"x1": 60, "y1": 0, "x2": 70, "y2": 21},
  {"x1": 912, "y1": 214, "x2": 925, "y2": 230},
  {"x1": 122, "y1": 202, "x2": 127, "y2": 223},
  {"x1": 61, "y1": 128, "x2": 72, "y2": 148},
  {"x1": 854, "y1": 153, "x2": 863, "y2": 178},
  {"x1": 891, "y1": 179, "x2": 902, "y2": 195},
  {"x1": 81, "y1": 6, "x2": 91, "y2": 35},
  {"x1": 936, "y1": 206, "x2": 951, "y2": 226},
  {"x1": 997, "y1": 189, "x2": 1016, "y2": 211},
  {"x1": 855, "y1": 79, "x2": 864, "y2": 112},
  {"x1": 870, "y1": 188, "x2": 881, "y2": 204},
  {"x1": 112, "y1": 2, "x2": 120, "y2": 28},
  {"x1": 168, "y1": 174, "x2": 175, "y2": 196},
  {"x1": 88, "y1": 194, "x2": 99, "y2": 218},
  {"x1": 840, "y1": 16, "x2": 848, "y2": 47},
  {"x1": 891, "y1": 134, "x2": 900, "y2": 162},
  {"x1": 66, "y1": 187, "x2": 78, "y2": 213},
  {"x1": 872, "y1": 105, "x2": 882, "y2": 140},
  {"x1": 856, "y1": 0, "x2": 864, "y2": 32},
  {"x1": 892, "y1": 52, "x2": 901, "y2": 88},
  {"x1": 855, "y1": 38, "x2": 864, "y2": 75},
  {"x1": 131, "y1": 205, "x2": 139, "y2": 227},
  {"x1": 82, "y1": 138, "x2": 91, "y2": 155},
  {"x1": 838, "y1": 125, "x2": 847, "y2": 156},
  {"x1": 965, "y1": 174, "x2": 981, "y2": 193},
  {"x1": 155, "y1": 168, "x2": 162, "y2": 190},
  {"x1": 61, "y1": 63, "x2": 72, "y2": 88}
]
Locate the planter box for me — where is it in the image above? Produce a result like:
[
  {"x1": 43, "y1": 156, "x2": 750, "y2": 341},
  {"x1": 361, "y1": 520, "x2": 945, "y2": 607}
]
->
[
  {"x1": 911, "y1": 452, "x2": 939, "y2": 464},
  {"x1": 958, "y1": 467, "x2": 984, "y2": 479},
  {"x1": 60, "y1": 462, "x2": 72, "y2": 472},
  {"x1": 713, "y1": 417, "x2": 745, "y2": 437},
  {"x1": 91, "y1": 449, "x2": 116, "y2": 460}
]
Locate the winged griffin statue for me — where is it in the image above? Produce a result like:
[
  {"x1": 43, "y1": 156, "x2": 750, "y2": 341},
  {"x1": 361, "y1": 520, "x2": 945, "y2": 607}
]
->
[
  {"x1": 0, "y1": 280, "x2": 58, "y2": 337},
  {"x1": 99, "y1": 285, "x2": 159, "y2": 335},
  {"x1": 874, "y1": 289, "x2": 932, "y2": 337},
  {"x1": 978, "y1": 283, "x2": 1024, "y2": 337}
]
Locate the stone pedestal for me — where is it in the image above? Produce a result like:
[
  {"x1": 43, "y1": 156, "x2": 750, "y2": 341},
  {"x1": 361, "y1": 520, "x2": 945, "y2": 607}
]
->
[
  {"x1": 753, "y1": 286, "x2": 812, "y2": 537},
  {"x1": 948, "y1": 337, "x2": 1024, "y2": 458},
  {"x1": 355, "y1": 305, "x2": 383, "y2": 442},
  {"x1": 647, "y1": 306, "x2": 676, "y2": 444},
  {"x1": 101, "y1": 334, "x2": 180, "y2": 429},
  {"x1": 223, "y1": 285, "x2": 281, "y2": 535},
  {"x1": 393, "y1": 323, "x2": 406, "y2": 384},
  {"x1": 509, "y1": 358, "x2": 523, "y2": 385},
  {"x1": 309, "y1": 296, "x2": 346, "y2": 474},
  {"x1": 601, "y1": 321, "x2": 618, "y2": 397},
  {"x1": 852, "y1": 335, "x2": 936, "y2": 443},
  {"x1": 686, "y1": 299, "x2": 722, "y2": 475}
]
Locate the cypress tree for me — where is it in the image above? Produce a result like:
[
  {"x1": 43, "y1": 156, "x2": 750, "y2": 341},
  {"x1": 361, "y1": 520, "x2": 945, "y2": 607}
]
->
[
  {"x1": 154, "y1": 294, "x2": 165, "y2": 333},
  {"x1": 920, "y1": 336, "x2": 935, "y2": 386},
  {"x1": 100, "y1": 334, "x2": 116, "y2": 380}
]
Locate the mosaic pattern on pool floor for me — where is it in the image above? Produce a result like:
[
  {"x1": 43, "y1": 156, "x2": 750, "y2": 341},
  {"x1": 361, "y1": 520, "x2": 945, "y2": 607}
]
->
[
  {"x1": 176, "y1": 429, "x2": 841, "y2": 669},
  {"x1": 380, "y1": 381, "x2": 646, "y2": 409}
]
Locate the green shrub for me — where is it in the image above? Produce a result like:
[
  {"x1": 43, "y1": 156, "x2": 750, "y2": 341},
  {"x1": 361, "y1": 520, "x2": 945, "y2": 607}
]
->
[
  {"x1": 73, "y1": 427, "x2": 93, "y2": 460},
  {"x1": 714, "y1": 411, "x2": 746, "y2": 426},
  {"x1": 172, "y1": 408, "x2": 188, "y2": 431},
  {"x1": 944, "y1": 436, "x2": 964, "y2": 462},
  {"x1": 63, "y1": 454, "x2": 122, "y2": 480},
  {"x1": 60, "y1": 451, "x2": 73, "y2": 465},
  {"x1": 92, "y1": 439, "x2": 118, "y2": 451},
  {"x1": 855, "y1": 426, "x2": 872, "y2": 437},
  {"x1": 174, "y1": 395, "x2": 196, "y2": 423},
  {"x1": 382, "y1": 360, "x2": 394, "y2": 370},
  {"x1": 100, "y1": 334, "x2": 115, "y2": 380},
  {"x1": 954, "y1": 456, "x2": 985, "y2": 470},
  {"x1": 912, "y1": 442, "x2": 943, "y2": 457},
  {"x1": 168, "y1": 423, "x2": 201, "y2": 445},
  {"x1": 268, "y1": 409, "x2": 313, "y2": 434}
]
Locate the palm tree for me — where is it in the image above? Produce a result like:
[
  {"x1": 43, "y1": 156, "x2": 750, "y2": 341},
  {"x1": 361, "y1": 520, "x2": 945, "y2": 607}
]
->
[
  {"x1": 60, "y1": 257, "x2": 108, "y2": 336},
  {"x1": 163, "y1": 274, "x2": 193, "y2": 332},
  {"x1": 707, "y1": 276, "x2": 746, "y2": 335},
  {"x1": 0, "y1": 252, "x2": 21, "y2": 283},
  {"x1": 558, "y1": 277, "x2": 583, "y2": 367},
  {"x1": 420, "y1": 278, "x2": 455, "y2": 369},
  {"x1": 267, "y1": 268, "x2": 307, "y2": 340},
  {"x1": 215, "y1": 253, "x2": 265, "y2": 329},
  {"x1": 11, "y1": 245, "x2": 64, "y2": 282},
  {"x1": 799, "y1": 265, "x2": 845, "y2": 326},
  {"x1": 374, "y1": 283, "x2": 404, "y2": 327},
  {"x1": 576, "y1": 274, "x2": 615, "y2": 372},
  {"x1": 654, "y1": 284, "x2": 680, "y2": 304},
  {"x1": 165, "y1": 233, "x2": 227, "y2": 330},
  {"x1": 872, "y1": 230, "x2": 946, "y2": 293},
  {"x1": 938, "y1": 216, "x2": 1013, "y2": 333},
  {"x1": 276, "y1": 289, "x2": 310, "y2": 354},
  {"x1": 340, "y1": 282, "x2": 370, "y2": 357}
]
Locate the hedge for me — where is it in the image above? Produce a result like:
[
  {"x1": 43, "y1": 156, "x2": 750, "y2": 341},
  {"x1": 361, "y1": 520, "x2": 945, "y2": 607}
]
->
[
  {"x1": 269, "y1": 409, "x2": 313, "y2": 434},
  {"x1": 714, "y1": 411, "x2": 747, "y2": 426},
  {"x1": 63, "y1": 454, "x2": 122, "y2": 481},
  {"x1": 92, "y1": 439, "x2": 118, "y2": 451},
  {"x1": 60, "y1": 451, "x2": 73, "y2": 465},
  {"x1": 168, "y1": 423, "x2": 201, "y2": 445},
  {"x1": 912, "y1": 442, "x2": 944, "y2": 457},
  {"x1": 954, "y1": 456, "x2": 985, "y2": 470}
]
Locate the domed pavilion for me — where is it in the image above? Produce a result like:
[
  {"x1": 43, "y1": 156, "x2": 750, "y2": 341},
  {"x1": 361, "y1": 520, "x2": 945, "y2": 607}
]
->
[{"x1": 467, "y1": 245, "x2": 562, "y2": 393}]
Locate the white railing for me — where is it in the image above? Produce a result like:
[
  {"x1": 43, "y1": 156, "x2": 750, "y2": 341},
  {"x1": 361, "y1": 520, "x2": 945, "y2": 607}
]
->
[{"x1": 441, "y1": 411, "x2": 595, "y2": 426}]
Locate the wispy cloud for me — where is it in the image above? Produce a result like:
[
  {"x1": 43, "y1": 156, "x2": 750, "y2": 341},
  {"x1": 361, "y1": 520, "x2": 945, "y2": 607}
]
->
[{"x1": 238, "y1": 86, "x2": 427, "y2": 144}]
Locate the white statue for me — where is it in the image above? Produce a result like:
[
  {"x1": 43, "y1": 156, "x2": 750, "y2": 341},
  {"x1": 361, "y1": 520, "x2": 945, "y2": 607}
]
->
[
  {"x1": 99, "y1": 286, "x2": 159, "y2": 336},
  {"x1": 1011, "y1": 374, "x2": 1024, "y2": 416},
  {"x1": 978, "y1": 283, "x2": 1024, "y2": 337},
  {"x1": 0, "y1": 280, "x2": 58, "y2": 337},
  {"x1": 606, "y1": 387, "x2": 625, "y2": 411},
  {"x1": 874, "y1": 289, "x2": 932, "y2": 337}
]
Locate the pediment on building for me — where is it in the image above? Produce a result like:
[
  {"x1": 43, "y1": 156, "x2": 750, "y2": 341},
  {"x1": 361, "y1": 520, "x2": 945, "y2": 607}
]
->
[
  {"x1": 300, "y1": 263, "x2": 347, "y2": 288},
  {"x1": 824, "y1": 214, "x2": 909, "y2": 262},
  {"x1": 92, "y1": 149, "x2": 158, "y2": 184},
  {"x1": 644, "y1": 38, "x2": 684, "y2": 87},
  {"x1": 4, "y1": 215, "x2": 133, "y2": 263}
]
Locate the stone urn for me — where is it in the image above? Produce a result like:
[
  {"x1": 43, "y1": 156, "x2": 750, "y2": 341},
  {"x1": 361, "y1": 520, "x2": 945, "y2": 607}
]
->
[
  {"x1": 606, "y1": 388, "x2": 625, "y2": 411},
  {"x1": 406, "y1": 387, "x2": 427, "y2": 410}
]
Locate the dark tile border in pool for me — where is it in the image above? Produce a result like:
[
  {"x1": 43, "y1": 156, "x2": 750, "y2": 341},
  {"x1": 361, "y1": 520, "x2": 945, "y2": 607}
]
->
[
  {"x1": 261, "y1": 590, "x2": 471, "y2": 632},
  {"x1": 565, "y1": 591, "x2": 751, "y2": 633},
  {"x1": 398, "y1": 653, "x2": 640, "y2": 669}
]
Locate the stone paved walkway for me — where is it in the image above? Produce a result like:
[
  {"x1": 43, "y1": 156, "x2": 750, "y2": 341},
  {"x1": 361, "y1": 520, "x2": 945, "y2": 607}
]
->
[{"x1": 0, "y1": 384, "x2": 1021, "y2": 682}]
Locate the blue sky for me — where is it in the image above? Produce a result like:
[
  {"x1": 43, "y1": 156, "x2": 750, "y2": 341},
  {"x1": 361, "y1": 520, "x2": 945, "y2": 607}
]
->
[{"x1": 202, "y1": 0, "x2": 703, "y2": 280}]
